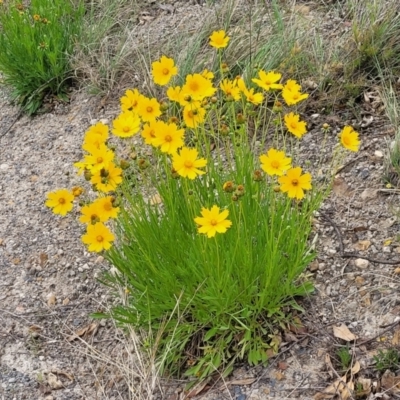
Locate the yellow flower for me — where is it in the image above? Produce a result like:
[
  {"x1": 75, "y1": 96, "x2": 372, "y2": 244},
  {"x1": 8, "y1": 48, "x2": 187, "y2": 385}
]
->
[
  {"x1": 91, "y1": 162, "x2": 123, "y2": 193},
  {"x1": 112, "y1": 112, "x2": 141, "y2": 138},
  {"x1": 151, "y1": 56, "x2": 178, "y2": 86},
  {"x1": 136, "y1": 97, "x2": 162, "y2": 122},
  {"x1": 79, "y1": 202, "x2": 103, "y2": 224},
  {"x1": 282, "y1": 85, "x2": 309, "y2": 106},
  {"x1": 152, "y1": 121, "x2": 185, "y2": 154},
  {"x1": 209, "y1": 30, "x2": 230, "y2": 49},
  {"x1": 340, "y1": 126, "x2": 360, "y2": 152},
  {"x1": 93, "y1": 196, "x2": 120, "y2": 221},
  {"x1": 220, "y1": 79, "x2": 241, "y2": 101},
  {"x1": 82, "y1": 222, "x2": 115, "y2": 253},
  {"x1": 45, "y1": 189, "x2": 74, "y2": 216},
  {"x1": 120, "y1": 89, "x2": 143, "y2": 112},
  {"x1": 83, "y1": 122, "x2": 109, "y2": 150},
  {"x1": 172, "y1": 147, "x2": 207, "y2": 179},
  {"x1": 283, "y1": 79, "x2": 301, "y2": 92},
  {"x1": 284, "y1": 112, "x2": 307, "y2": 138},
  {"x1": 141, "y1": 121, "x2": 159, "y2": 146},
  {"x1": 83, "y1": 143, "x2": 114, "y2": 173},
  {"x1": 182, "y1": 74, "x2": 216, "y2": 101},
  {"x1": 252, "y1": 70, "x2": 283, "y2": 91},
  {"x1": 201, "y1": 69, "x2": 214, "y2": 80},
  {"x1": 243, "y1": 87, "x2": 264, "y2": 105},
  {"x1": 183, "y1": 104, "x2": 206, "y2": 128},
  {"x1": 278, "y1": 167, "x2": 312, "y2": 200},
  {"x1": 167, "y1": 86, "x2": 181, "y2": 103},
  {"x1": 72, "y1": 186, "x2": 84, "y2": 197},
  {"x1": 259, "y1": 148, "x2": 292, "y2": 176},
  {"x1": 194, "y1": 205, "x2": 232, "y2": 238}
]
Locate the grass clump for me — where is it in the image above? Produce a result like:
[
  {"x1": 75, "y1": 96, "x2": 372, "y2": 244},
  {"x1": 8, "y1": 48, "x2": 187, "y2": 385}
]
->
[
  {"x1": 45, "y1": 29, "x2": 361, "y2": 379},
  {"x1": 0, "y1": 0, "x2": 84, "y2": 114},
  {"x1": 374, "y1": 348, "x2": 400, "y2": 372}
]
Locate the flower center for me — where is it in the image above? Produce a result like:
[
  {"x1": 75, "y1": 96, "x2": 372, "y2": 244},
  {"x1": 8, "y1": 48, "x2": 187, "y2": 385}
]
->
[
  {"x1": 187, "y1": 111, "x2": 194, "y2": 118},
  {"x1": 343, "y1": 137, "x2": 350, "y2": 145},
  {"x1": 58, "y1": 198, "x2": 65, "y2": 204},
  {"x1": 132, "y1": 100, "x2": 137, "y2": 107},
  {"x1": 146, "y1": 106, "x2": 153, "y2": 113},
  {"x1": 149, "y1": 129, "x2": 155, "y2": 137},
  {"x1": 91, "y1": 214, "x2": 98, "y2": 221},
  {"x1": 184, "y1": 160, "x2": 193, "y2": 168},
  {"x1": 165, "y1": 135, "x2": 172, "y2": 142},
  {"x1": 291, "y1": 123, "x2": 297, "y2": 129},
  {"x1": 293, "y1": 93, "x2": 299, "y2": 100},
  {"x1": 291, "y1": 179, "x2": 299, "y2": 186},
  {"x1": 189, "y1": 82, "x2": 199, "y2": 92},
  {"x1": 104, "y1": 203, "x2": 112, "y2": 211},
  {"x1": 97, "y1": 156, "x2": 103, "y2": 163},
  {"x1": 162, "y1": 68, "x2": 169, "y2": 75},
  {"x1": 271, "y1": 160, "x2": 280, "y2": 168},
  {"x1": 123, "y1": 126, "x2": 130, "y2": 133},
  {"x1": 265, "y1": 80, "x2": 271, "y2": 85},
  {"x1": 210, "y1": 219, "x2": 217, "y2": 226},
  {"x1": 96, "y1": 235, "x2": 104, "y2": 243}
]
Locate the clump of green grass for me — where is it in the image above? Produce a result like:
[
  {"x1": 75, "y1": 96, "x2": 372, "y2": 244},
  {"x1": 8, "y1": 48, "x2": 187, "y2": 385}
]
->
[
  {"x1": 336, "y1": 345, "x2": 352, "y2": 371},
  {"x1": 374, "y1": 348, "x2": 400, "y2": 372},
  {"x1": 0, "y1": 0, "x2": 84, "y2": 114}
]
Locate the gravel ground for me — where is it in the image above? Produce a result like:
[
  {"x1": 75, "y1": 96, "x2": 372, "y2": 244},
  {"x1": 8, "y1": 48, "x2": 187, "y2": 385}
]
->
[{"x1": 2, "y1": 1, "x2": 400, "y2": 399}]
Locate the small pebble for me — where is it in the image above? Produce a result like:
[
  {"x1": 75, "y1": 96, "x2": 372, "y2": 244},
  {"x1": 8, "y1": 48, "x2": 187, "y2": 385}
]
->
[{"x1": 355, "y1": 258, "x2": 369, "y2": 269}]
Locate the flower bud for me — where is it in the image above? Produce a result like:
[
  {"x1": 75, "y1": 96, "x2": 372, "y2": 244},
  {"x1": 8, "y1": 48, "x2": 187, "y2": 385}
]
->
[
  {"x1": 120, "y1": 159, "x2": 130, "y2": 170},
  {"x1": 236, "y1": 113, "x2": 246, "y2": 124},
  {"x1": 84, "y1": 170, "x2": 92, "y2": 181},
  {"x1": 223, "y1": 181, "x2": 235, "y2": 193},
  {"x1": 273, "y1": 185, "x2": 281, "y2": 193},
  {"x1": 138, "y1": 158, "x2": 149, "y2": 170},
  {"x1": 72, "y1": 186, "x2": 84, "y2": 197},
  {"x1": 253, "y1": 169, "x2": 263, "y2": 181},
  {"x1": 100, "y1": 168, "x2": 109, "y2": 178}
]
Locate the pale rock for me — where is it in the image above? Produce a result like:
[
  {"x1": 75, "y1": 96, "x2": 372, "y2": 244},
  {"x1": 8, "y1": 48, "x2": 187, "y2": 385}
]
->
[
  {"x1": 0, "y1": 163, "x2": 9, "y2": 171},
  {"x1": 374, "y1": 150, "x2": 384, "y2": 158},
  {"x1": 355, "y1": 258, "x2": 369, "y2": 269}
]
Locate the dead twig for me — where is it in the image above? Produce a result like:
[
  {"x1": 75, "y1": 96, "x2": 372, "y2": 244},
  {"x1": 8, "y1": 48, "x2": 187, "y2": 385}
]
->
[{"x1": 319, "y1": 212, "x2": 400, "y2": 265}]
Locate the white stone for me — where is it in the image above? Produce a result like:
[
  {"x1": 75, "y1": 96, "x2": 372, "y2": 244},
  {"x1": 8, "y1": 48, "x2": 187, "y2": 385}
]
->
[
  {"x1": 0, "y1": 163, "x2": 9, "y2": 170},
  {"x1": 355, "y1": 258, "x2": 369, "y2": 269}
]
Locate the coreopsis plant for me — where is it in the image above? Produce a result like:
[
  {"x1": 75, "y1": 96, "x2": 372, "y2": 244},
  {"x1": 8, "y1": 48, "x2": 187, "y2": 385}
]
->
[{"x1": 45, "y1": 30, "x2": 361, "y2": 379}]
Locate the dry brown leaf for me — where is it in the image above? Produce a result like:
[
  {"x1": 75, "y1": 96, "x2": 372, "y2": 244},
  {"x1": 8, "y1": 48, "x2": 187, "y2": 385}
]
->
[
  {"x1": 28, "y1": 325, "x2": 42, "y2": 333},
  {"x1": 0, "y1": 238, "x2": 3, "y2": 246},
  {"x1": 333, "y1": 324, "x2": 357, "y2": 342},
  {"x1": 274, "y1": 371, "x2": 285, "y2": 381},
  {"x1": 332, "y1": 177, "x2": 351, "y2": 197},
  {"x1": 62, "y1": 298, "x2": 70, "y2": 306},
  {"x1": 381, "y1": 370, "x2": 400, "y2": 393},
  {"x1": 394, "y1": 267, "x2": 400, "y2": 275},
  {"x1": 313, "y1": 376, "x2": 347, "y2": 400},
  {"x1": 278, "y1": 361, "x2": 289, "y2": 371},
  {"x1": 187, "y1": 378, "x2": 210, "y2": 398},
  {"x1": 67, "y1": 322, "x2": 98, "y2": 341},
  {"x1": 50, "y1": 370, "x2": 74, "y2": 382},
  {"x1": 46, "y1": 373, "x2": 63, "y2": 389},
  {"x1": 39, "y1": 252, "x2": 48, "y2": 267},
  {"x1": 353, "y1": 240, "x2": 371, "y2": 251},
  {"x1": 46, "y1": 293, "x2": 56, "y2": 307},
  {"x1": 356, "y1": 377, "x2": 371, "y2": 397},
  {"x1": 351, "y1": 361, "x2": 360, "y2": 375},
  {"x1": 392, "y1": 329, "x2": 400, "y2": 345}
]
